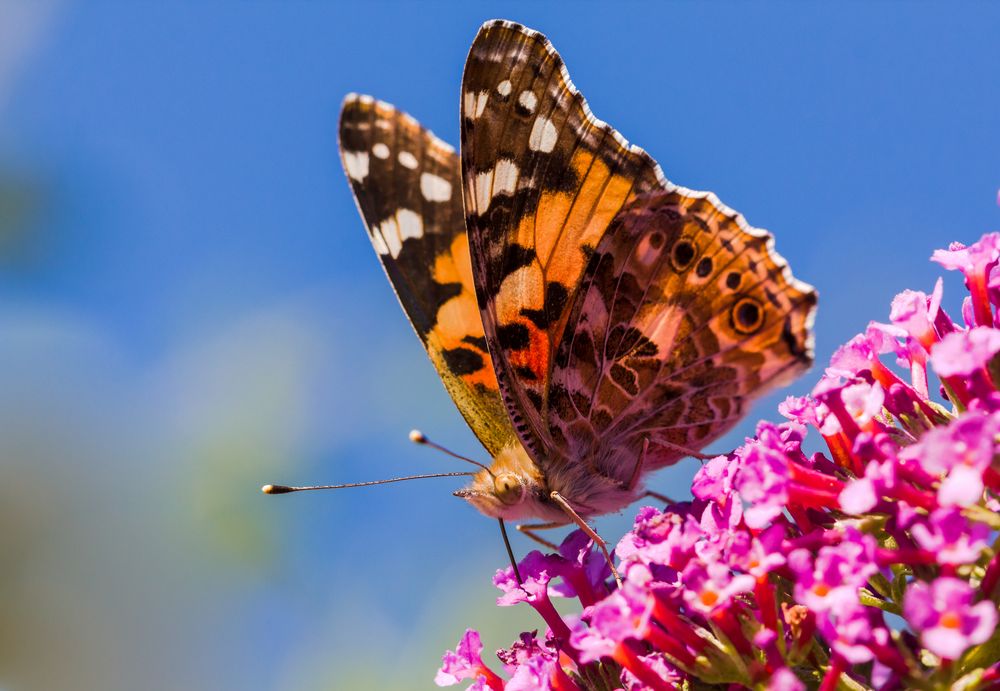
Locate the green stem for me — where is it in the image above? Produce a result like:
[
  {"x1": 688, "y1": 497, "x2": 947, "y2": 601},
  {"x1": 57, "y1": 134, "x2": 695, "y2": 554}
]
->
[{"x1": 859, "y1": 588, "x2": 902, "y2": 615}]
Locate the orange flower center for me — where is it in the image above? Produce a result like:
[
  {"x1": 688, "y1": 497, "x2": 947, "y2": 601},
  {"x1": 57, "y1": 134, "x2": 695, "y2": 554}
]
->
[
  {"x1": 700, "y1": 590, "x2": 719, "y2": 607},
  {"x1": 813, "y1": 583, "x2": 831, "y2": 597},
  {"x1": 941, "y1": 612, "x2": 962, "y2": 629}
]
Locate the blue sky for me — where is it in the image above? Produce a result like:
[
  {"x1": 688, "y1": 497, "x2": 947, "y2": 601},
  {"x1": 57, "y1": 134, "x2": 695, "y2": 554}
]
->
[{"x1": 1, "y1": 2, "x2": 998, "y2": 689}]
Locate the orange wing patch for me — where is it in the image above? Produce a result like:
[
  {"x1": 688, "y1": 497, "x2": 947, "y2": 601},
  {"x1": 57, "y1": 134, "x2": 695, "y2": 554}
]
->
[
  {"x1": 495, "y1": 154, "x2": 642, "y2": 387},
  {"x1": 461, "y1": 22, "x2": 664, "y2": 457},
  {"x1": 427, "y1": 233, "x2": 500, "y2": 392},
  {"x1": 339, "y1": 94, "x2": 517, "y2": 457}
]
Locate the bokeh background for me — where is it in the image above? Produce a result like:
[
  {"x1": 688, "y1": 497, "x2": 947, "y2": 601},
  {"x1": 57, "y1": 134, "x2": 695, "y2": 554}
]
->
[{"x1": 1, "y1": 1, "x2": 998, "y2": 689}]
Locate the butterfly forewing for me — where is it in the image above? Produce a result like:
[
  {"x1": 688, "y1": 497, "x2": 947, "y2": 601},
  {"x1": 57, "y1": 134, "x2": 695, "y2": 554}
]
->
[
  {"x1": 461, "y1": 20, "x2": 816, "y2": 491},
  {"x1": 460, "y1": 20, "x2": 666, "y2": 461},
  {"x1": 338, "y1": 94, "x2": 518, "y2": 457}
]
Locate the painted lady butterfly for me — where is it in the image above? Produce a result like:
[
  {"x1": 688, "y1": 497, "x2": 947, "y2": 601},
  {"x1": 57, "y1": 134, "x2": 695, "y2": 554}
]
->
[{"x1": 338, "y1": 20, "x2": 815, "y2": 554}]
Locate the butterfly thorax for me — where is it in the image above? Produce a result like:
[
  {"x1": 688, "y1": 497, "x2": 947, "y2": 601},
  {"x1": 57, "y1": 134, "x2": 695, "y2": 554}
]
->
[{"x1": 456, "y1": 442, "x2": 643, "y2": 523}]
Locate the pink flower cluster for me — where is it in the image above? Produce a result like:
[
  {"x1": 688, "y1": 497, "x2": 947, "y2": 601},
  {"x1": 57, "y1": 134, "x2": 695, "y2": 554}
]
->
[{"x1": 437, "y1": 233, "x2": 1000, "y2": 690}]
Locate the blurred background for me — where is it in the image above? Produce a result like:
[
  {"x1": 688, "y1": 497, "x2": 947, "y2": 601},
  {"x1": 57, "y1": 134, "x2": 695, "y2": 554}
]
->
[{"x1": 0, "y1": 1, "x2": 997, "y2": 689}]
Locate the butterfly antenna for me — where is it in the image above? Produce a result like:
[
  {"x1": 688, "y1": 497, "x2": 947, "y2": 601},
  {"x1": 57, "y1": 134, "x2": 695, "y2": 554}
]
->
[
  {"x1": 409, "y1": 429, "x2": 493, "y2": 476},
  {"x1": 262, "y1": 471, "x2": 475, "y2": 495}
]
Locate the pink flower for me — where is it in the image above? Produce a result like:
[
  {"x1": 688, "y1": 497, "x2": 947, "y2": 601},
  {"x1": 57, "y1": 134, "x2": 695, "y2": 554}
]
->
[
  {"x1": 497, "y1": 633, "x2": 563, "y2": 691},
  {"x1": 903, "y1": 578, "x2": 998, "y2": 660},
  {"x1": 615, "y1": 505, "x2": 700, "y2": 578},
  {"x1": 779, "y1": 394, "x2": 824, "y2": 429},
  {"x1": 691, "y1": 454, "x2": 738, "y2": 503},
  {"x1": 827, "y1": 332, "x2": 890, "y2": 380},
  {"x1": 496, "y1": 631, "x2": 550, "y2": 669},
  {"x1": 788, "y1": 530, "x2": 877, "y2": 614},
  {"x1": 813, "y1": 376, "x2": 887, "y2": 441},
  {"x1": 570, "y1": 585, "x2": 655, "y2": 663},
  {"x1": 890, "y1": 281, "x2": 943, "y2": 350},
  {"x1": 932, "y1": 234, "x2": 1000, "y2": 276},
  {"x1": 549, "y1": 530, "x2": 611, "y2": 605},
  {"x1": 841, "y1": 380, "x2": 885, "y2": 429},
  {"x1": 932, "y1": 234, "x2": 1000, "y2": 328},
  {"x1": 930, "y1": 327, "x2": 1000, "y2": 377},
  {"x1": 680, "y1": 560, "x2": 755, "y2": 614},
  {"x1": 910, "y1": 508, "x2": 990, "y2": 565},
  {"x1": 436, "y1": 629, "x2": 502, "y2": 689},
  {"x1": 816, "y1": 607, "x2": 885, "y2": 664},
  {"x1": 900, "y1": 412, "x2": 998, "y2": 507},
  {"x1": 494, "y1": 551, "x2": 561, "y2": 606},
  {"x1": 839, "y1": 458, "x2": 897, "y2": 513},
  {"x1": 733, "y1": 441, "x2": 790, "y2": 529},
  {"x1": 737, "y1": 525, "x2": 787, "y2": 578}
]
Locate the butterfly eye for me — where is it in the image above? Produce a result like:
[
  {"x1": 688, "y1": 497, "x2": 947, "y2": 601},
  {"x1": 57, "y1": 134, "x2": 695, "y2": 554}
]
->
[
  {"x1": 732, "y1": 297, "x2": 764, "y2": 334},
  {"x1": 494, "y1": 473, "x2": 522, "y2": 504}
]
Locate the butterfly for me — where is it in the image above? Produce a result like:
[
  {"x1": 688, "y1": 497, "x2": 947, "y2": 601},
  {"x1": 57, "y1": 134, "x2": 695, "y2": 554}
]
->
[{"x1": 337, "y1": 19, "x2": 816, "y2": 560}]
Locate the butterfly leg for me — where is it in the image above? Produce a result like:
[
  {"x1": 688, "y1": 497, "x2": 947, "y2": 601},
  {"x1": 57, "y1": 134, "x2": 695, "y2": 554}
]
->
[
  {"x1": 655, "y1": 438, "x2": 717, "y2": 461},
  {"x1": 549, "y1": 491, "x2": 623, "y2": 588},
  {"x1": 516, "y1": 522, "x2": 565, "y2": 551},
  {"x1": 624, "y1": 438, "x2": 650, "y2": 491}
]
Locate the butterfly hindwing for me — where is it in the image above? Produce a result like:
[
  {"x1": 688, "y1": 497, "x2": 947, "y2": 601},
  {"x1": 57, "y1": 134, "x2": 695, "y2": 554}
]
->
[
  {"x1": 339, "y1": 94, "x2": 517, "y2": 456},
  {"x1": 551, "y1": 191, "x2": 816, "y2": 482}
]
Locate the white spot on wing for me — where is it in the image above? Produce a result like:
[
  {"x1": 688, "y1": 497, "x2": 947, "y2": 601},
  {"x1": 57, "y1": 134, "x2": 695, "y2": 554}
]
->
[
  {"x1": 377, "y1": 209, "x2": 423, "y2": 259},
  {"x1": 528, "y1": 117, "x2": 558, "y2": 153},
  {"x1": 474, "y1": 171, "x2": 492, "y2": 212},
  {"x1": 372, "y1": 143, "x2": 390, "y2": 159},
  {"x1": 464, "y1": 90, "x2": 489, "y2": 119},
  {"x1": 398, "y1": 151, "x2": 418, "y2": 169},
  {"x1": 497, "y1": 80, "x2": 512, "y2": 96},
  {"x1": 396, "y1": 208, "x2": 423, "y2": 241},
  {"x1": 420, "y1": 172, "x2": 452, "y2": 202},
  {"x1": 343, "y1": 151, "x2": 369, "y2": 181},
  {"x1": 494, "y1": 159, "x2": 519, "y2": 194},
  {"x1": 518, "y1": 91, "x2": 537, "y2": 113},
  {"x1": 370, "y1": 230, "x2": 390, "y2": 256},
  {"x1": 474, "y1": 159, "x2": 519, "y2": 213},
  {"x1": 378, "y1": 216, "x2": 402, "y2": 258}
]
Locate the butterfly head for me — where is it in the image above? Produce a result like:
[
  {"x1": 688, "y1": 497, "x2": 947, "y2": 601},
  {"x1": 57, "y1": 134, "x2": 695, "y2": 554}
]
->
[{"x1": 453, "y1": 443, "x2": 549, "y2": 520}]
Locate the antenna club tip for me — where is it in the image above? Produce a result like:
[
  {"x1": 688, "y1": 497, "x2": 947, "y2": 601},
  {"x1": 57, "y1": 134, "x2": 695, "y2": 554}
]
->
[
  {"x1": 409, "y1": 429, "x2": 427, "y2": 444},
  {"x1": 262, "y1": 484, "x2": 292, "y2": 495}
]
